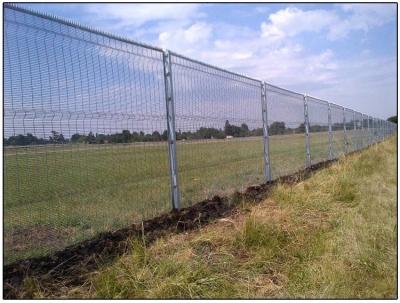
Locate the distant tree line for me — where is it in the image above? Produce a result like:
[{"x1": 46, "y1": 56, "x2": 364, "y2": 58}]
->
[
  {"x1": 3, "y1": 120, "x2": 353, "y2": 146},
  {"x1": 388, "y1": 116, "x2": 397, "y2": 124}
]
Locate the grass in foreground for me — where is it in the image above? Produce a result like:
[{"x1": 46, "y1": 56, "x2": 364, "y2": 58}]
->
[{"x1": 32, "y1": 136, "x2": 396, "y2": 299}]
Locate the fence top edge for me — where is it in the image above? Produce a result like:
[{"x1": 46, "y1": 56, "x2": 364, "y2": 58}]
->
[
  {"x1": 264, "y1": 83, "x2": 304, "y2": 99},
  {"x1": 4, "y1": 3, "x2": 164, "y2": 53},
  {"x1": 328, "y1": 102, "x2": 344, "y2": 110},
  {"x1": 169, "y1": 51, "x2": 262, "y2": 85},
  {"x1": 305, "y1": 95, "x2": 330, "y2": 105}
]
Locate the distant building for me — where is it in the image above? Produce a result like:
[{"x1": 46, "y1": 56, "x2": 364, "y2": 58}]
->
[{"x1": 226, "y1": 136, "x2": 233, "y2": 139}]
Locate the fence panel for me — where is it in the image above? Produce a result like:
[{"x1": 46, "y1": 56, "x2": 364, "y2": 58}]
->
[
  {"x1": 307, "y1": 96, "x2": 330, "y2": 165},
  {"x1": 353, "y1": 111, "x2": 362, "y2": 150},
  {"x1": 4, "y1": 5, "x2": 171, "y2": 264},
  {"x1": 361, "y1": 114, "x2": 367, "y2": 148},
  {"x1": 330, "y1": 104, "x2": 345, "y2": 158},
  {"x1": 265, "y1": 84, "x2": 306, "y2": 177},
  {"x1": 344, "y1": 109, "x2": 355, "y2": 153},
  {"x1": 170, "y1": 53, "x2": 264, "y2": 208}
]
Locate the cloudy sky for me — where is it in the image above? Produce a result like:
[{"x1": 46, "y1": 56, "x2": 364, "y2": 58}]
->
[{"x1": 20, "y1": 3, "x2": 397, "y2": 119}]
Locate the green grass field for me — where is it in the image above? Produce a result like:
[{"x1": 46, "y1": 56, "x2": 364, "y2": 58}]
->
[{"x1": 4, "y1": 130, "x2": 368, "y2": 264}]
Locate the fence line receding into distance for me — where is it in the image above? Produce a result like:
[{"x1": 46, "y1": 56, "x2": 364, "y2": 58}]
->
[{"x1": 4, "y1": 4, "x2": 396, "y2": 264}]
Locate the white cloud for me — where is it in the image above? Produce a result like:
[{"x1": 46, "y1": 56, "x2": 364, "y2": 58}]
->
[
  {"x1": 261, "y1": 7, "x2": 336, "y2": 42},
  {"x1": 328, "y1": 4, "x2": 396, "y2": 40},
  {"x1": 260, "y1": 5, "x2": 396, "y2": 42},
  {"x1": 158, "y1": 22, "x2": 212, "y2": 55},
  {"x1": 86, "y1": 4, "x2": 202, "y2": 28}
]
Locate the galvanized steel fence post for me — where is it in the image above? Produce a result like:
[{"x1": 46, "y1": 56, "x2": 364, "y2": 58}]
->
[
  {"x1": 163, "y1": 50, "x2": 181, "y2": 210},
  {"x1": 303, "y1": 95, "x2": 311, "y2": 167},
  {"x1": 367, "y1": 116, "x2": 370, "y2": 146},
  {"x1": 261, "y1": 83, "x2": 272, "y2": 181},
  {"x1": 343, "y1": 108, "x2": 348, "y2": 153},
  {"x1": 328, "y1": 103, "x2": 333, "y2": 160}
]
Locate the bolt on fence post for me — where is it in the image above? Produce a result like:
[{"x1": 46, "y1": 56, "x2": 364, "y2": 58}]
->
[
  {"x1": 162, "y1": 49, "x2": 181, "y2": 210},
  {"x1": 343, "y1": 108, "x2": 348, "y2": 154},
  {"x1": 328, "y1": 103, "x2": 333, "y2": 160},
  {"x1": 261, "y1": 82, "x2": 272, "y2": 182},
  {"x1": 303, "y1": 94, "x2": 311, "y2": 167}
]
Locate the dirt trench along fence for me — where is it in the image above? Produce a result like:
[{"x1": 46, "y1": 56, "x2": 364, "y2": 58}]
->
[{"x1": 4, "y1": 4, "x2": 397, "y2": 265}]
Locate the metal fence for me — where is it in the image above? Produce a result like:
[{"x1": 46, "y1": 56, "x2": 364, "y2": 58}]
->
[{"x1": 4, "y1": 4, "x2": 397, "y2": 264}]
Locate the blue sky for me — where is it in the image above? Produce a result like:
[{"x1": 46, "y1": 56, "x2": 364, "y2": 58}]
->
[{"x1": 18, "y1": 3, "x2": 397, "y2": 119}]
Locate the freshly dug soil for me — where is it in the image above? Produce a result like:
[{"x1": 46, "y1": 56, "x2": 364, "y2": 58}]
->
[{"x1": 4, "y1": 159, "x2": 336, "y2": 299}]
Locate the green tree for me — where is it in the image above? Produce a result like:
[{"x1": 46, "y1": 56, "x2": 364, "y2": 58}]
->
[
  {"x1": 388, "y1": 116, "x2": 397, "y2": 124},
  {"x1": 269, "y1": 121, "x2": 286, "y2": 135}
]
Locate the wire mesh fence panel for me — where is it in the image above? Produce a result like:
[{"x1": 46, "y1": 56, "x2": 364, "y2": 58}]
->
[
  {"x1": 170, "y1": 53, "x2": 264, "y2": 207},
  {"x1": 368, "y1": 116, "x2": 374, "y2": 144},
  {"x1": 373, "y1": 118, "x2": 378, "y2": 143},
  {"x1": 265, "y1": 84, "x2": 306, "y2": 178},
  {"x1": 4, "y1": 5, "x2": 171, "y2": 264},
  {"x1": 353, "y1": 111, "x2": 361, "y2": 150},
  {"x1": 330, "y1": 104, "x2": 345, "y2": 158},
  {"x1": 361, "y1": 114, "x2": 368, "y2": 148},
  {"x1": 307, "y1": 96, "x2": 329, "y2": 165},
  {"x1": 344, "y1": 108, "x2": 355, "y2": 153}
]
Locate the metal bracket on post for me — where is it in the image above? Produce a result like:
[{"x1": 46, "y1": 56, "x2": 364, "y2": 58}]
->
[
  {"x1": 303, "y1": 94, "x2": 311, "y2": 167},
  {"x1": 162, "y1": 49, "x2": 181, "y2": 210},
  {"x1": 328, "y1": 103, "x2": 333, "y2": 160},
  {"x1": 261, "y1": 82, "x2": 272, "y2": 182},
  {"x1": 343, "y1": 108, "x2": 348, "y2": 154}
]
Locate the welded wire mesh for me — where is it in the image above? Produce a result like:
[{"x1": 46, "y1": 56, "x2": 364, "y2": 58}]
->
[
  {"x1": 343, "y1": 108, "x2": 355, "y2": 153},
  {"x1": 4, "y1": 4, "x2": 396, "y2": 265},
  {"x1": 330, "y1": 104, "x2": 346, "y2": 158},
  {"x1": 361, "y1": 114, "x2": 367, "y2": 148},
  {"x1": 4, "y1": 5, "x2": 171, "y2": 264},
  {"x1": 368, "y1": 116, "x2": 375, "y2": 144},
  {"x1": 170, "y1": 53, "x2": 264, "y2": 207},
  {"x1": 307, "y1": 96, "x2": 329, "y2": 165},
  {"x1": 265, "y1": 84, "x2": 306, "y2": 178},
  {"x1": 351, "y1": 111, "x2": 361, "y2": 150}
]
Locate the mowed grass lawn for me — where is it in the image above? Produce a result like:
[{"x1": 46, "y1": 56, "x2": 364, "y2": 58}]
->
[
  {"x1": 4, "y1": 130, "x2": 368, "y2": 264},
  {"x1": 47, "y1": 136, "x2": 395, "y2": 299}
]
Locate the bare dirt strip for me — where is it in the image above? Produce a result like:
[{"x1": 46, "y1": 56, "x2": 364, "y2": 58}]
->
[{"x1": 4, "y1": 158, "x2": 339, "y2": 299}]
